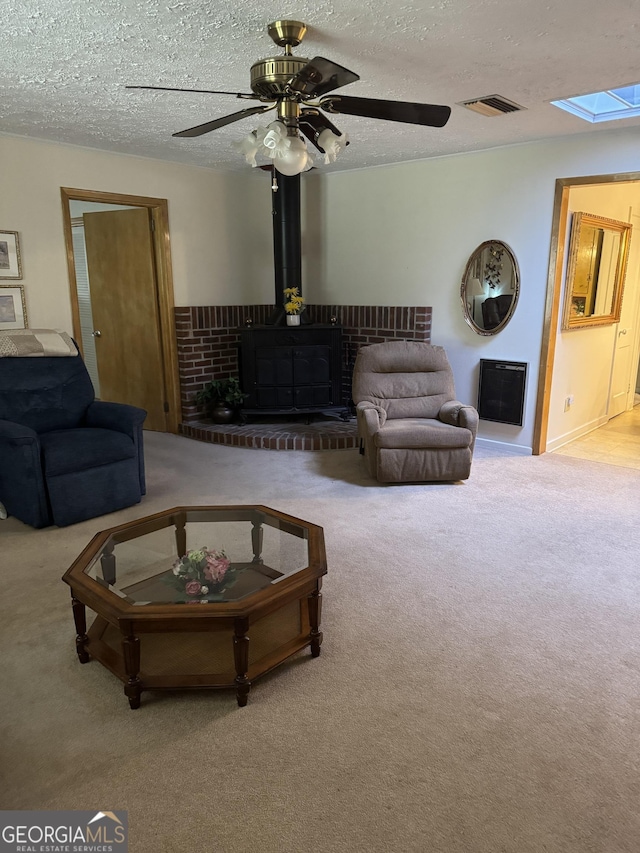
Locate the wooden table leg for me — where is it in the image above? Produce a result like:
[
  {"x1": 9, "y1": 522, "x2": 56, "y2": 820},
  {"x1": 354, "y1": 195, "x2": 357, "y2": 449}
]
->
[
  {"x1": 251, "y1": 520, "x2": 264, "y2": 564},
  {"x1": 100, "y1": 543, "x2": 116, "y2": 586},
  {"x1": 71, "y1": 594, "x2": 90, "y2": 663},
  {"x1": 233, "y1": 616, "x2": 251, "y2": 707},
  {"x1": 175, "y1": 516, "x2": 187, "y2": 558},
  {"x1": 308, "y1": 580, "x2": 323, "y2": 658},
  {"x1": 122, "y1": 630, "x2": 142, "y2": 710}
]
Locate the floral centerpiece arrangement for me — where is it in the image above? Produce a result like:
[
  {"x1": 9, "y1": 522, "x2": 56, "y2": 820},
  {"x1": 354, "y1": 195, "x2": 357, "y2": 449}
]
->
[
  {"x1": 283, "y1": 287, "x2": 306, "y2": 316},
  {"x1": 165, "y1": 547, "x2": 236, "y2": 601}
]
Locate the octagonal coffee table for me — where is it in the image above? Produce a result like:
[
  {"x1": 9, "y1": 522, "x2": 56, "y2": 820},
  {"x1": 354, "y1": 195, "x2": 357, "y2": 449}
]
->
[{"x1": 62, "y1": 505, "x2": 326, "y2": 708}]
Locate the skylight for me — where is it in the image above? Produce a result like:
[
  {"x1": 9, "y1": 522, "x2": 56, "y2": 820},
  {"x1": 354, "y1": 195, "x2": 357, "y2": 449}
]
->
[{"x1": 552, "y1": 84, "x2": 640, "y2": 122}]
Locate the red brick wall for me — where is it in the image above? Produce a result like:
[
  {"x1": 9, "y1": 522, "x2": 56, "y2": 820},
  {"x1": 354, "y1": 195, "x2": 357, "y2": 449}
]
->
[{"x1": 175, "y1": 304, "x2": 432, "y2": 423}]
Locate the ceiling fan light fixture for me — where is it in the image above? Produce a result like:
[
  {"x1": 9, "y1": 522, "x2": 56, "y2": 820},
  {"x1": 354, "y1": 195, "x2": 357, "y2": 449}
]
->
[
  {"x1": 262, "y1": 124, "x2": 285, "y2": 150},
  {"x1": 234, "y1": 130, "x2": 260, "y2": 166},
  {"x1": 273, "y1": 136, "x2": 312, "y2": 176},
  {"x1": 317, "y1": 128, "x2": 348, "y2": 164},
  {"x1": 238, "y1": 121, "x2": 314, "y2": 175}
]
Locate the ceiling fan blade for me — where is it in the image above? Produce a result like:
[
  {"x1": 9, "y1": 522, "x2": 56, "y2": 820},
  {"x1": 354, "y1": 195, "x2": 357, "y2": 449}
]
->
[
  {"x1": 173, "y1": 104, "x2": 275, "y2": 138},
  {"x1": 288, "y1": 56, "x2": 360, "y2": 97},
  {"x1": 320, "y1": 95, "x2": 451, "y2": 127},
  {"x1": 298, "y1": 110, "x2": 347, "y2": 152},
  {"x1": 127, "y1": 85, "x2": 255, "y2": 97}
]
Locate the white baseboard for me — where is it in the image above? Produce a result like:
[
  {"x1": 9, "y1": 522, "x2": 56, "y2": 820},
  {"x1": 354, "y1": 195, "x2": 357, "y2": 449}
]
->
[
  {"x1": 475, "y1": 437, "x2": 532, "y2": 456},
  {"x1": 545, "y1": 415, "x2": 609, "y2": 452}
]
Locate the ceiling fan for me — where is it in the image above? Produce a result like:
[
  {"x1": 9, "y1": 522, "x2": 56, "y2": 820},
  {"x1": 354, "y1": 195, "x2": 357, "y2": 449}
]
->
[{"x1": 127, "y1": 20, "x2": 451, "y2": 174}]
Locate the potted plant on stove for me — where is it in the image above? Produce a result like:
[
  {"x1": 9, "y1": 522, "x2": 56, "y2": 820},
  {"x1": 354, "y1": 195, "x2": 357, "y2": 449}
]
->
[
  {"x1": 195, "y1": 377, "x2": 248, "y2": 424},
  {"x1": 284, "y1": 287, "x2": 306, "y2": 326}
]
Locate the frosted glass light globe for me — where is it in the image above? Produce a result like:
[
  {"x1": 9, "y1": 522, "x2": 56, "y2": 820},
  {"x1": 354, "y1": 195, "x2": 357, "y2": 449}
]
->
[
  {"x1": 274, "y1": 136, "x2": 310, "y2": 176},
  {"x1": 317, "y1": 128, "x2": 348, "y2": 164},
  {"x1": 263, "y1": 127, "x2": 283, "y2": 150}
]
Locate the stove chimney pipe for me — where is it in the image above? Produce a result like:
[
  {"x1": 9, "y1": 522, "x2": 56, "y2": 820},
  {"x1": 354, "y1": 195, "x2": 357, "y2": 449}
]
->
[{"x1": 268, "y1": 171, "x2": 303, "y2": 325}]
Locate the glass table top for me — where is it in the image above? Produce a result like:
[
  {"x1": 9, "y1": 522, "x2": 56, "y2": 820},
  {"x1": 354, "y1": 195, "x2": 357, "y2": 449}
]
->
[{"x1": 81, "y1": 507, "x2": 310, "y2": 605}]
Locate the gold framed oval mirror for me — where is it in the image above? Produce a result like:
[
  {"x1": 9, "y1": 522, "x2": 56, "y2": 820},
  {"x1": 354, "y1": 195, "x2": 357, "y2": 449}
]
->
[
  {"x1": 561, "y1": 212, "x2": 632, "y2": 330},
  {"x1": 461, "y1": 240, "x2": 520, "y2": 336}
]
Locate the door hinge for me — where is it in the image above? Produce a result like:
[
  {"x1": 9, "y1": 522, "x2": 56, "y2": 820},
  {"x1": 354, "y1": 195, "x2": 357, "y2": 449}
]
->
[
  {"x1": 164, "y1": 401, "x2": 169, "y2": 413},
  {"x1": 150, "y1": 217, "x2": 156, "y2": 232}
]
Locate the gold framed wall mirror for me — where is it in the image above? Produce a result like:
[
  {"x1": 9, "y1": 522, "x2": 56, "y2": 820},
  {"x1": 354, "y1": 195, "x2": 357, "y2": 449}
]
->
[
  {"x1": 562, "y1": 211, "x2": 632, "y2": 329},
  {"x1": 460, "y1": 240, "x2": 520, "y2": 336}
]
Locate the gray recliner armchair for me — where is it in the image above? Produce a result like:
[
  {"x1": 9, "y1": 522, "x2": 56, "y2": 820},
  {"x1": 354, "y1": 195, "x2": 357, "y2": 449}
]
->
[{"x1": 352, "y1": 341, "x2": 478, "y2": 483}]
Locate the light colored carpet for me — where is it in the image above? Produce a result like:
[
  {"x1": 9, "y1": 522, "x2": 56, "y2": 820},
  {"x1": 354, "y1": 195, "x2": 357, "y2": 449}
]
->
[{"x1": 1, "y1": 434, "x2": 639, "y2": 853}]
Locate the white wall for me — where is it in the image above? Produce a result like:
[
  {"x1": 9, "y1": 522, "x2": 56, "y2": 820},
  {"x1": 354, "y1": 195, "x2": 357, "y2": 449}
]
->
[
  {"x1": 547, "y1": 182, "x2": 640, "y2": 448},
  {"x1": 0, "y1": 133, "x2": 273, "y2": 331},
  {"x1": 316, "y1": 126, "x2": 640, "y2": 450}
]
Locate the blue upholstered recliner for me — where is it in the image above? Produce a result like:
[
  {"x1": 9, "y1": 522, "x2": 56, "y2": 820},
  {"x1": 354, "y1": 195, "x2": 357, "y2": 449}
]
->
[{"x1": 0, "y1": 352, "x2": 146, "y2": 528}]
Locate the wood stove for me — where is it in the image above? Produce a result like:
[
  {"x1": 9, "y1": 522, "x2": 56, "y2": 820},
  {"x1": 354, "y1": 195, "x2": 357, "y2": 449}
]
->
[{"x1": 240, "y1": 323, "x2": 343, "y2": 416}]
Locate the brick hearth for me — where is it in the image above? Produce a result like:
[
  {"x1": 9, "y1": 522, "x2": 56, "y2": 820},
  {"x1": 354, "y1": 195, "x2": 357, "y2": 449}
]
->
[
  {"x1": 174, "y1": 303, "x2": 432, "y2": 449},
  {"x1": 180, "y1": 415, "x2": 358, "y2": 451}
]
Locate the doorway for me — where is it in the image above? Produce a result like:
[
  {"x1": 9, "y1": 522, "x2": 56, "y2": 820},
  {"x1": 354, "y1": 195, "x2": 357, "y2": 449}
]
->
[
  {"x1": 553, "y1": 405, "x2": 640, "y2": 469},
  {"x1": 61, "y1": 188, "x2": 181, "y2": 433},
  {"x1": 533, "y1": 172, "x2": 640, "y2": 455}
]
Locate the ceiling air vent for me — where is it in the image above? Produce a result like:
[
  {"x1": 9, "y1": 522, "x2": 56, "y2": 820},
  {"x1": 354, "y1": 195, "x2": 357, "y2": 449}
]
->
[{"x1": 459, "y1": 95, "x2": 525, "y2": 117}]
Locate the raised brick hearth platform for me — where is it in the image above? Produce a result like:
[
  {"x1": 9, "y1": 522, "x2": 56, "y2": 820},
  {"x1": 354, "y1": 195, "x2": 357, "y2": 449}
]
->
[
  {"x1": 175, "y1": 303, "x2": 432, "y2": 449},
  {"x1": 180, "y1": 415, "x2": 358, "y2": 451}
]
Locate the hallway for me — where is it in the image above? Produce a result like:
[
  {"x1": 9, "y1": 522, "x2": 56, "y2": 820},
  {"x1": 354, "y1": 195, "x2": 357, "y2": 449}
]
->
[{"x1": 553, "y1": 402, "x2": 640, "y2": 470}]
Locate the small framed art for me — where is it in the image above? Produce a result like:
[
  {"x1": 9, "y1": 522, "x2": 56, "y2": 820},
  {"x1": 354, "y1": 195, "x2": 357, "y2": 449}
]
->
[
  {"x1": 0, "y1": 285, "x2": 28, "y2": 329},
  {"x1": 0, "y1": 230, "x2": 23, "y2": 279}
]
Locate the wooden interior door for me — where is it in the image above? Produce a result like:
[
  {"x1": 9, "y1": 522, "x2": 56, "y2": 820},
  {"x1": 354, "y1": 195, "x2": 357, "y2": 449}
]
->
[{"x1": 83, "y1": 208, "x2": 167, "y2": 431}]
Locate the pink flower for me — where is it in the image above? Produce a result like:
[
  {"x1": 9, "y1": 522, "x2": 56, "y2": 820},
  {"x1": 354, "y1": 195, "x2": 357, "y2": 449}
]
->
[
  {"x1": 204, "y1": 553, "x2": 230, "y2": 584},
  {"x1": 185, "y1": 580, "x2": 202, "y2": 596}
]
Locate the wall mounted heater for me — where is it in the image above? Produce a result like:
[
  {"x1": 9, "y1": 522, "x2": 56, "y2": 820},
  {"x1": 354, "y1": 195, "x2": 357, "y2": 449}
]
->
[{"x1": 477, "y1": 359, "x2": 527, "y2": 426}]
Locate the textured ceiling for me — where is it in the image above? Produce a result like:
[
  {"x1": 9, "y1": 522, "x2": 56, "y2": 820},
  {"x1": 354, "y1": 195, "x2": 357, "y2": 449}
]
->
[{"x1": 2, "y1": 0, "x2": 640, "y2": 173}]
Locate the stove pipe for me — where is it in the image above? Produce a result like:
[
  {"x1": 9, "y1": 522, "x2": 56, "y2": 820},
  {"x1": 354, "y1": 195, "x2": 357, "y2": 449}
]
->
[{"x1": 268, "y1": 171, "x2": 304, "y2": 325}]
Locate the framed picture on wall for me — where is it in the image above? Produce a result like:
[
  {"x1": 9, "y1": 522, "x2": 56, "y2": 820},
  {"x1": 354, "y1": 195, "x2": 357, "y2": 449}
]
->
[
  {"x1": 0, "y1": 230, "x2": 23, "y2": 279},
  {"x1": 0, "y1": 285, "x2": 28, "y2": 329}
]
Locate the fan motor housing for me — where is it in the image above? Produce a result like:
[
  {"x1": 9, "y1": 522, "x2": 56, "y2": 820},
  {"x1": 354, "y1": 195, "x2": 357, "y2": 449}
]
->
[{"x1": 250, "y1": 55, "x2": 309, "y2": 98}]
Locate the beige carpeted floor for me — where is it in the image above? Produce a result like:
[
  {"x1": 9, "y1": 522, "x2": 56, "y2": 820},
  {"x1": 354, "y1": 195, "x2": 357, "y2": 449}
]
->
[{"x1": 1, "y1": 434, "x2": 639, "y2": 852}]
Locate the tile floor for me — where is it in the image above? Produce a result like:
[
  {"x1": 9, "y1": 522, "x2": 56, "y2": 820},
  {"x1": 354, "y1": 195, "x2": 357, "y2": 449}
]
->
[{"x1": 553, "y1": 400, "x2": 640, "y2": 470}]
